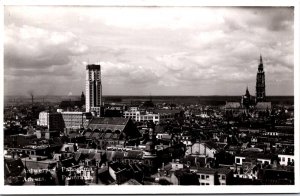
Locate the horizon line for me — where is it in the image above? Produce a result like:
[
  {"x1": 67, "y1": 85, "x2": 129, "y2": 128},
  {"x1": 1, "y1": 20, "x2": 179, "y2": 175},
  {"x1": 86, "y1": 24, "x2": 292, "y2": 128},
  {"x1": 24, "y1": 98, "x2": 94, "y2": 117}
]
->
[{"x1": 4, "y1": 94, "x2": 295, "y2": 97}]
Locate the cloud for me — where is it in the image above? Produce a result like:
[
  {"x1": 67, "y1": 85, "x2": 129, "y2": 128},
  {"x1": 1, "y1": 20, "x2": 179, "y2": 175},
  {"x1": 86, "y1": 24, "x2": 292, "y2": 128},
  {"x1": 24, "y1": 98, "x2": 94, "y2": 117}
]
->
[
  {"x1": 4, "y1": 24, "x2": 88, "y2": 70},
  {"x1": 4, "y1": 6, "x2": 294, "y2": 96}
]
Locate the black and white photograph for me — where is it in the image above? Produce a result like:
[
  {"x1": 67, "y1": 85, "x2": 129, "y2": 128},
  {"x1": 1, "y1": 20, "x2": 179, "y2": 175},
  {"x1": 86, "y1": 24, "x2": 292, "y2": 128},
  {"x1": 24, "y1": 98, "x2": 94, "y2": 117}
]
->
[{"x1": 1, "y1": 0, "x2": 299, "y2": 194}]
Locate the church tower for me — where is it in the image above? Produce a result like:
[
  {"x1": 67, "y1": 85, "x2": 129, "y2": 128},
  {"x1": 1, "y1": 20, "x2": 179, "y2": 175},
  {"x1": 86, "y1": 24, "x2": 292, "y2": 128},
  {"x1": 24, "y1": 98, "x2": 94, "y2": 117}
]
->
[
  {"x1": 256, "y1": 55, "x2": 266, "y2": 102},
  {"x1": 242, "y1": 86, "x2": 251, "y2": 109}
]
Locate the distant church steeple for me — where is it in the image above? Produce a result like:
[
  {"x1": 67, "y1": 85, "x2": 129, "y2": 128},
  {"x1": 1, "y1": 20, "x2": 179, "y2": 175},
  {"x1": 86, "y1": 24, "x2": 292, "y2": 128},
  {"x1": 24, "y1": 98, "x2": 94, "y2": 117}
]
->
[
  {"x1": 245, "y1": 86, "x2": 250, "y2": 97},
  {"x1": 242, "y1": 86, "x2": 251, "y2": 109},
  {"x1": 256, "y1": 54, "x2": 266, "y2": 102}
]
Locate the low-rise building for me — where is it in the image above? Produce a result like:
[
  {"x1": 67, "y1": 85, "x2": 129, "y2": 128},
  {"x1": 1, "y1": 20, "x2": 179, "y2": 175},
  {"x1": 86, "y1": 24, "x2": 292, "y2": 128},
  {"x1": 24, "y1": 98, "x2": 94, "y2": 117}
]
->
[
  {"x1": 185, "y1": 142, "x2": 218, "y2": 158},
  {"x1": 37, "y1": 111, "x2": 93, "y2": 131},
  {"x1": 278, "y1": 154, "x2": 294, "y2": 166},
  {"x1": 124, "y1": 109, "x2": 179, "y2": 124}
]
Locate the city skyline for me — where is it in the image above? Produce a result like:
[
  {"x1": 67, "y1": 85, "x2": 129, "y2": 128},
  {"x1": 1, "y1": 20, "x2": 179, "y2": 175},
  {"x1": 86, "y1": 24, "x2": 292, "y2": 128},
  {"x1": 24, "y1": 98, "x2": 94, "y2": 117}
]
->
[{"x1": 4, "y1": 6, "x2": 294, "y2": 96}]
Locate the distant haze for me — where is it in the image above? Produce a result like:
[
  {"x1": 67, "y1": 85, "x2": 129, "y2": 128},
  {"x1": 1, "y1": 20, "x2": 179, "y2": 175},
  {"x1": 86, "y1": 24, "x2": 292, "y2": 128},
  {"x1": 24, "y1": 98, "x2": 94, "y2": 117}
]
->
[{"x1": 4, "y1": 6, "x2": 294, "y2": 96}]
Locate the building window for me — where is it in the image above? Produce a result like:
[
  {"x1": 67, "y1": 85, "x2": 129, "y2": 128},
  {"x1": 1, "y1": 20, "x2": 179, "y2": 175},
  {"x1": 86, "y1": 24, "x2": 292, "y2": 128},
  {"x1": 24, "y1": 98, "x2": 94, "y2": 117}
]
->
[
  {"x1": 282, "y1": 157, "x2": 285, "y2": 162},
  {"x1": 206, "y1": 183, "x2": 209, "y2": 185},
  {"x1": 201, "y1": 175, "x2": 205, "y2": 180},
  {"x1": 206, "y1": 175, "x2": 209, "y2": 179},
  {"x1": 236, "y1": 158, "x2": 240, "y2": 164},
  {"x1": 222, "y1": 175, "x2": 226, "y2": 180},
  {"x1": 201, "y1": 183, "x2": 205, "y2": 185}
]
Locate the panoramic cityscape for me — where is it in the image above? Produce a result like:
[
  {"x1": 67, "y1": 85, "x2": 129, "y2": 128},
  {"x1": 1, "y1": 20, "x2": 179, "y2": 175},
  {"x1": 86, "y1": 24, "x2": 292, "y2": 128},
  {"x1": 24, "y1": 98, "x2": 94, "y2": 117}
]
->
[{"x1": 3, "y1": 6, "x2": 295, "y2": 186}]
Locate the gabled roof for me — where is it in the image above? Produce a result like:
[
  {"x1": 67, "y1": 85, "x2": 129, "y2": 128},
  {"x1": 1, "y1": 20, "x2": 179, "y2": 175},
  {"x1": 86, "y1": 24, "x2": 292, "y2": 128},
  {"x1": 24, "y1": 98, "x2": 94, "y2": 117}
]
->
[{"x1": 87, "y1": 117, "x2": 130, "y2": 132}]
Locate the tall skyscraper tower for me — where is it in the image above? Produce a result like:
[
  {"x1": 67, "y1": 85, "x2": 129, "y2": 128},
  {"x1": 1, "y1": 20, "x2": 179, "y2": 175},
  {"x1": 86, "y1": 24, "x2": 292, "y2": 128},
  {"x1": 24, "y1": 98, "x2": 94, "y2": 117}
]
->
[
  {"x1": 256, "y1": 55, "x2": 266, "y2": 102},
  {"x1": 86, "y1": 64, "x2": 102, "y2": 114}
]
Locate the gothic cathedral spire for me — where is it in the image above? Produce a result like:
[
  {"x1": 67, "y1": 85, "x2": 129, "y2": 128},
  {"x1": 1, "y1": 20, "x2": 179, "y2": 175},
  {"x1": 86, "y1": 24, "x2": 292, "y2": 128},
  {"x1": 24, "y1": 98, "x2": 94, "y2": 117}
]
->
[{"x1": 256, "y1": 55, "x2": 266, "y2": 102}]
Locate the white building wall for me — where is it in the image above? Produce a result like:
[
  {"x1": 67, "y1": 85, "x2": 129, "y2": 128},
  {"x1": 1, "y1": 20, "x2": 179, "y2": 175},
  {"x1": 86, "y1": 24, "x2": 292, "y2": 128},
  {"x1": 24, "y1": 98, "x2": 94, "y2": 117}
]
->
[
  {"x1": 37, "y1": 111, "x2": 49, "y2": 127},
  {"x1": 278, "y1": 154, "x2": 294, "y2": 166},
  {"x1": 198, "y1": 173, "x2": 215, "y2": 185},
  {"x1": 186, "y1": 143, "x2": 216, "y2": 158},
  {"x1": 235, "y1": 156, "x2": 246, "y2": 165},
  {"x1": 257, "y1": 158, "x2": 271, "y2": 165}
]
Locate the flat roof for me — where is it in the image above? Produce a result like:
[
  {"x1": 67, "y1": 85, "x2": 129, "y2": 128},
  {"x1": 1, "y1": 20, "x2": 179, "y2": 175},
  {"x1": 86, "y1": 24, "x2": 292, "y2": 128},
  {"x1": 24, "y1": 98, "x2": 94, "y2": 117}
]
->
[{"x1": 86, "y1": 64, "x2": 100, "y2": 70}]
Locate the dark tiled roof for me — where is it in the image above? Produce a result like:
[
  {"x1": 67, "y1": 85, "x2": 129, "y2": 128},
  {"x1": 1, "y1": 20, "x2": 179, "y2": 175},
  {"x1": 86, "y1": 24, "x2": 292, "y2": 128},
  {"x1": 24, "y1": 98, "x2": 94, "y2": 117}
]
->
[
  {"x1": 216, "y1": 167, "x2": 232, "y2": 175},
  {"x1": 196, "y1": 167, "x2": 217, "y2": 174},
  {"x1": 225, "y1": 102, "x2": 241, "y2": 109},
  {"x1": 114, "y1": 151, "x2": 125, "y2": 159},
  {"x1": 204, "y1": 141, "x2": 220, "y2": 150},
  {"x1": 87, "y1": 153, "x2": 96, "y2": 160},
  {"x1": 68, "y1": 132, "x2": 83, "y2": 138},
  {"x1": 5, "y1": 158, "x2": 24, "y2": 176},
  {"x1": 109, "y1": 161, "x2": 127, "y2": 172},
  {"x1": 236, "y1": 152, "x2": 276, "y2": 160},
  {"x1": 74, "y1": 152, "x2": 87, "y2": 162},
  {"x1": 89, "y1": 117, "x2": 129, "y2": 126},
  {"x1": 124, "y1": 150, "x2": 143, "y2": 160},
  {"x1": 255, "y1": 102, "x2": 271, "y2": 109}
]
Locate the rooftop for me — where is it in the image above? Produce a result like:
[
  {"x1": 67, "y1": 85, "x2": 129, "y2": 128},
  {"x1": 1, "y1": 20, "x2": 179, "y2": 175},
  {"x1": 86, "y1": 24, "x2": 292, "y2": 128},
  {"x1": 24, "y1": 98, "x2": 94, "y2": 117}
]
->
[{"x1": 86, "y1": 64, "x2": 100, "y2": 70}]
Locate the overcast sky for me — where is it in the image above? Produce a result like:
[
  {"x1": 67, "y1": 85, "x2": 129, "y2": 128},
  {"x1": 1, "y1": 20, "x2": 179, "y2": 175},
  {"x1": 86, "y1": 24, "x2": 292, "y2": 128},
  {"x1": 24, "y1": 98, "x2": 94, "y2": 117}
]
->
[{"x1": 4, "y1": 6, "x2": 294, "y2": 96}]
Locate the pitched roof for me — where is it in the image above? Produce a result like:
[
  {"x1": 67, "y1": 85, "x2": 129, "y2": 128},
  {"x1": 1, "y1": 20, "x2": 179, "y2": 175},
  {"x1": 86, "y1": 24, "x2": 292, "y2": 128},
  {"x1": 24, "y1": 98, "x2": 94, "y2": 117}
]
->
[
  {"x1": 89, "y1": 117, "x2": 129, "y2": 126},
  {"x1": 216, "y1": 167, "x2": 232, "y2": 175},
  {"x1": 196, "y1": 167, "x2": 217, "y2": 174},
  {"x1": 255, "y1": 102, "x2": 271, "y2": 109},
  {"x1": 225, "y1": 102, "x2": 241, "y2": 109}
]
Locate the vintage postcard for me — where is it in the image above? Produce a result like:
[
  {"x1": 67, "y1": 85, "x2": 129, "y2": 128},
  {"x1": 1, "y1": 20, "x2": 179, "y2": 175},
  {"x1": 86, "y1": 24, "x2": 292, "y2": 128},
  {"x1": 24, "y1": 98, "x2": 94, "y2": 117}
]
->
[{"x1": 1, "y1": 0, "x2": 299, "y2": 194}]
